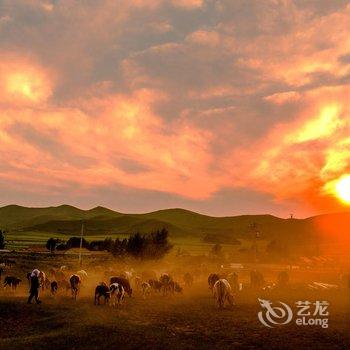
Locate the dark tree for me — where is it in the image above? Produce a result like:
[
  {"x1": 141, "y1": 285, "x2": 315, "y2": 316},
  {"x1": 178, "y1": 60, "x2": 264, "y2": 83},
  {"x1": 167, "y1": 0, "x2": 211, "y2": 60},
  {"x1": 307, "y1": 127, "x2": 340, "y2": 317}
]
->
[
  {"x1": 46, "y1": 238, "x2": 61, "y2": 253},
  {"x1": 66, "y1": 236, "x2": 89, "y2": 249},
  {"x1": 56, "y1": 243, "x2": 68, "y2": 251},
  {"x1": 149, "y1": 228, "x2": 173, "y2": 259},
  {"x1": 126, "y1": 232, "x2": 146, "y2": 258},
  {"x1": 111, "y1": 238, "x2": 128, "y2": 257},
  {"x1": 0, "y1": 229, "x2": 6, "y2": 250}
]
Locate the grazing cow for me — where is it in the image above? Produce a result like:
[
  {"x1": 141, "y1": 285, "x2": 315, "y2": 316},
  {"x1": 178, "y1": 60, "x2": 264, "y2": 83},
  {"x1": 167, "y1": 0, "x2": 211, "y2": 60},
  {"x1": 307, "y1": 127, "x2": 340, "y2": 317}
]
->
[
  {"x1": 94, "y1": 282, "x2": 110, "y2": 305},
  {"x1": 109, "y1": 283, "x2": 125, "y2": 306},
  {"x1": 109, "y1": 276, "x2": 132, "y2": 297},
  {"x1": 169, "y1": 281, "x2": 183, "y2": 294},
  {"x1": 213, "y1": 279, "x2": 234, "y2": 308},
  {"x1": 149, "y1": 279, "x2": 162, "y2": 292},
  {"x1": 44, "y1": 278, "x2": 51, "y2": 290},
  {"x1": 160, "y1": 273, "x2": 172, "y2": 296},
  {"x1": 55, "y1": 270, "x2": 66, "y2": 282},
  {"x1": 134, "y1": 276, "x2": 142, "y2": 291},
  {"x1": 51, "y1": 281, "x2": 58, "y2": 295},
  {"x1": 227, "y1": 272, "x2": 239, "y2": 293},
  {"x1": 141, "y1": 282, "x2": 151, "y2": 299},
  {"x1": 77, "y1": 270, "x2": 88, "y2": 281},
  {"x1": 3, "y1": 276, "x2": 21, "y2": 290},
  {"x1": 250, "y1": 270, "x2": 265, "y2": 289},
  {"x1": 69, "y1": 274, "x2": 81, "y2": 300},
  {"x1": 183, "y1": 272, "x2": 194, "y2": 287},
  {"x1": 208, "y1": 273, "x2": 220, "y2": 290}
]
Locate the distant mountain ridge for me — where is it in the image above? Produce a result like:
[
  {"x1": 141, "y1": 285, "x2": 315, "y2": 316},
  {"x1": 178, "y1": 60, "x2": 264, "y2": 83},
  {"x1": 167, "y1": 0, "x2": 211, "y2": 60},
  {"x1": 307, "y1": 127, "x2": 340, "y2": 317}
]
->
[{"x1": 0, "y1": 204, "x2": 349, "y2": 244}]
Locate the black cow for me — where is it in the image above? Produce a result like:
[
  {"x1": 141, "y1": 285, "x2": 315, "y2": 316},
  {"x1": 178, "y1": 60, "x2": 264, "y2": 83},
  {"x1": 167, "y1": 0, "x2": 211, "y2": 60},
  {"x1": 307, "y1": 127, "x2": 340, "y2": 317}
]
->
[
  {"x1": 69, "y1": 274, "x2": 81, "y2": 300},
  {"x1": 51, "y1": 281, "x2": 58, "y2": 295},
  {"x1": 94, "y1": 282, "x2": 110, "y2": 305},
  {"x1": 4, "y1": 276, "x2": 21, "y2": 290}
]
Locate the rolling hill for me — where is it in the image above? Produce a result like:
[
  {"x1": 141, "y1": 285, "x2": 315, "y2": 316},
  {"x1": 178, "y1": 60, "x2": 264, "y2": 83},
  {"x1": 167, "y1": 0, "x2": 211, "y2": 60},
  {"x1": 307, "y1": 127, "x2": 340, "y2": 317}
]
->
[{"x1": 0, "y1": 205, "x2": 349, "y2": 246}]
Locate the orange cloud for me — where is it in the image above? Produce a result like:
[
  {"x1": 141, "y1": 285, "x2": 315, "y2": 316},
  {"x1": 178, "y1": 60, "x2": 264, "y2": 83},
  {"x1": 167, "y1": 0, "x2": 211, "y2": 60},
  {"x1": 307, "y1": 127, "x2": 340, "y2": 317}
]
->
[
  {"x1": 228, "y1": 85, "x2": 350, "y2": 212},
  {"x1": 0, "y1": 54, "x2": 53, "y2": 106},
  {"x1": 0, "y1": 61, "x2": 218, "y2": 199}
]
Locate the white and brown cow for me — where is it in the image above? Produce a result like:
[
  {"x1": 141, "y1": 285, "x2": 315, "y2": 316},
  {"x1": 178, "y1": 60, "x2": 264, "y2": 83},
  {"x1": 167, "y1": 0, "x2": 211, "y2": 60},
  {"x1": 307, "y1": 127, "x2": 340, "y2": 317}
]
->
[
  {"x1": 213, "y1": 279, "x2": 234, "y2": 309},
  {"x1": 109, "y1": 283, "x2": 125, "y2": 306}
]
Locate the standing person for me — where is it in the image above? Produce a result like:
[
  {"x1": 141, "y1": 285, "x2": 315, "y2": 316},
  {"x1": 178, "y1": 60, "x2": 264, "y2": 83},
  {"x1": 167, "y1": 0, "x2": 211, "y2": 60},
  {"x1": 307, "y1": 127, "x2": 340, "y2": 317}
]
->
[{"x1": 27, "y1": 270, "x2": 41, "y2": 304}]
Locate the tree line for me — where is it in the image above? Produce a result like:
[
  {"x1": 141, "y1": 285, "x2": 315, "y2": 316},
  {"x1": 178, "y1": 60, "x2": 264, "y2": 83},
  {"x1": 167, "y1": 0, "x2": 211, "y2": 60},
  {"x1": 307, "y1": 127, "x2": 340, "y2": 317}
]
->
[
  {"x1": 0, "y1": 229, "x2": 5, "y2": 249},
  {"x1": 46, "y1": 228, "x2": 173, "y2": 260}
]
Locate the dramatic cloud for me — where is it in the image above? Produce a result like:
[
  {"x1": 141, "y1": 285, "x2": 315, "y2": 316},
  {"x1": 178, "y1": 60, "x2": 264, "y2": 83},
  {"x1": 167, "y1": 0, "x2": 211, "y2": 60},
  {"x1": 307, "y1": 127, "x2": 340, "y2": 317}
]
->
[{"x1": 0, "y1": 0, "x2": 349, "y2": 216}]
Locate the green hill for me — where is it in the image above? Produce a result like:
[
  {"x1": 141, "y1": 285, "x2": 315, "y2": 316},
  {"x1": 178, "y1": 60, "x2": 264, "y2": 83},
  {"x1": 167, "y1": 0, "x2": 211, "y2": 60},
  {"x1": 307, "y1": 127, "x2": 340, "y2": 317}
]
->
[{"x1": 1, "y1": 205, "x2": 349, "y2": 246}]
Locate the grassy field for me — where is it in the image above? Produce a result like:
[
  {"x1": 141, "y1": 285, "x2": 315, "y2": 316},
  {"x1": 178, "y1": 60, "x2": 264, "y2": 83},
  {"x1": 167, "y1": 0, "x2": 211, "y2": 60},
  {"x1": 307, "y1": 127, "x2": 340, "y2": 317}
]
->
[
  {"x1": 0, "y1": 286, "x2": 349, "y2": 349},
  {"x1": 0, "y1": 252, "x2": 349, "y2": 349}
]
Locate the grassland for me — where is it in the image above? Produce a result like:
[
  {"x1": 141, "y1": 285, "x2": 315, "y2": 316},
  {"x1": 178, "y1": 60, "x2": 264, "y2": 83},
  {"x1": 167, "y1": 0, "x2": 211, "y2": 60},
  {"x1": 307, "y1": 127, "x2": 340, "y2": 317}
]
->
[
  {"x1": 2, "y1": 204, "x2": 350, "y2": 255},
  {"x1": 0, "y1": 278, "x2": 349, "y2": 350}
]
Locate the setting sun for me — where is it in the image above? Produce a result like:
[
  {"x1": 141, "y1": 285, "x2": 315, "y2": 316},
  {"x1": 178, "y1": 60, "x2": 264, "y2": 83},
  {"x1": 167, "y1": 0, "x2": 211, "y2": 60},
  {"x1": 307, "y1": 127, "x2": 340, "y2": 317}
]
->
[{"x1": 335, "y1": 175, "x2": 350, "y2": 203}]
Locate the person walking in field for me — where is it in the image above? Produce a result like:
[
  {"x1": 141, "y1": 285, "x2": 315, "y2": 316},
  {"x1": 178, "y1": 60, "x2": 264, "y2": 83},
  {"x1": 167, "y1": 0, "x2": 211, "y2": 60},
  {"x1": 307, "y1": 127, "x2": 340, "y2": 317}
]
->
[{"x1": 27, "y1": 269, "x2": 41, "y2": 304}]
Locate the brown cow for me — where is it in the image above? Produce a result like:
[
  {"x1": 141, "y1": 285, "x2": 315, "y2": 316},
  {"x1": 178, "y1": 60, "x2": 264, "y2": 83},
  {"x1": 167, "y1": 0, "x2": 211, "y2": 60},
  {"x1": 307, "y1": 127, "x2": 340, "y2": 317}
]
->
[{"x1": 208, "y1": 273, "x2": 220, "y2": 290}]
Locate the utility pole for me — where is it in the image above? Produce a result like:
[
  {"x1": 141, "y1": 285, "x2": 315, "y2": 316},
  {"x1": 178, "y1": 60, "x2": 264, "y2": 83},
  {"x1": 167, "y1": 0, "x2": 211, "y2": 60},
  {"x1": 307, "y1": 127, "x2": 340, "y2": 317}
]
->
[{"x1": 78, "y1": 222, "x2": 84, "y2": 267}]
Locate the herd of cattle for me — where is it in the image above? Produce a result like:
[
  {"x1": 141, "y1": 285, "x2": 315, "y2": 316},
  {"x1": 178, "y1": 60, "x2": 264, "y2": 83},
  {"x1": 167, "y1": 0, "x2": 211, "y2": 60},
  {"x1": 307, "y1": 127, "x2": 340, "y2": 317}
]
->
[
  {"x1": 1, "y1": 258, "x2": 349, "y2": 308},
  {"x1": 0, "y1": 258, "x2": 252, "y2": 308}
]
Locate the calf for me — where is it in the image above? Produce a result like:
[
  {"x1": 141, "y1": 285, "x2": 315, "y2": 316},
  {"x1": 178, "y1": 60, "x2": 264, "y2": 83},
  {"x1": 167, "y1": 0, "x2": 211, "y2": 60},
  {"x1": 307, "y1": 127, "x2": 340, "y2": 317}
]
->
[
  {"x1": 169, "y1": 281, "x2": 183, "y2": 294},
  {"x1": 109, "y1": 283, "x2": 125, "y2": 306},
  {"x1": 160, "y1": 273, "x2": 172, "y2": 296},
  {"x1": 109, "y1": 276, "x2": 132, "y2": 297},
  {"x1": 141, "y1": 282, "x2": 151, "y2": 299},
  {"x1": 3, "y1": 276, "x2": 21, "y2": 290},
  {"x1": 149, "y1": 279, "x2": 162, "y2": 292},
  {"x1": 183, "y1": 272, "x2": 194, "y2": 287},
  {"x1": 94, "y1": 282, "x2": 110, "y2": 305},
  {"x1": 51, "y1": 281, "x2": 58, "y2": 295},
  {"x1": 134, "y1": 276, "x2": 142, "y2": 291}
]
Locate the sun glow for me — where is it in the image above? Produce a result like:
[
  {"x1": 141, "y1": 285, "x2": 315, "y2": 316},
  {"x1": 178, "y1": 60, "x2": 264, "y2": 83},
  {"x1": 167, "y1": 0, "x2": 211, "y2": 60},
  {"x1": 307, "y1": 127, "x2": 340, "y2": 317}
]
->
[
  {"x1": 335, "y1": 175, "x2": 350, "y2": 204},
  {"x1": 6, "y1": 72, "x2": 46, "y2": 102}
]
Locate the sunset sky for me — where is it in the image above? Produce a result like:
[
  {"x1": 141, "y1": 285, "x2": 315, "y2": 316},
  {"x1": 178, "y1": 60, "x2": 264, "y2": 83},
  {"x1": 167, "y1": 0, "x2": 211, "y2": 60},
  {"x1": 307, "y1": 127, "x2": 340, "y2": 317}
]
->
[{"x1": 0, "y1": 0, "x2": 350, "y2": 217}]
